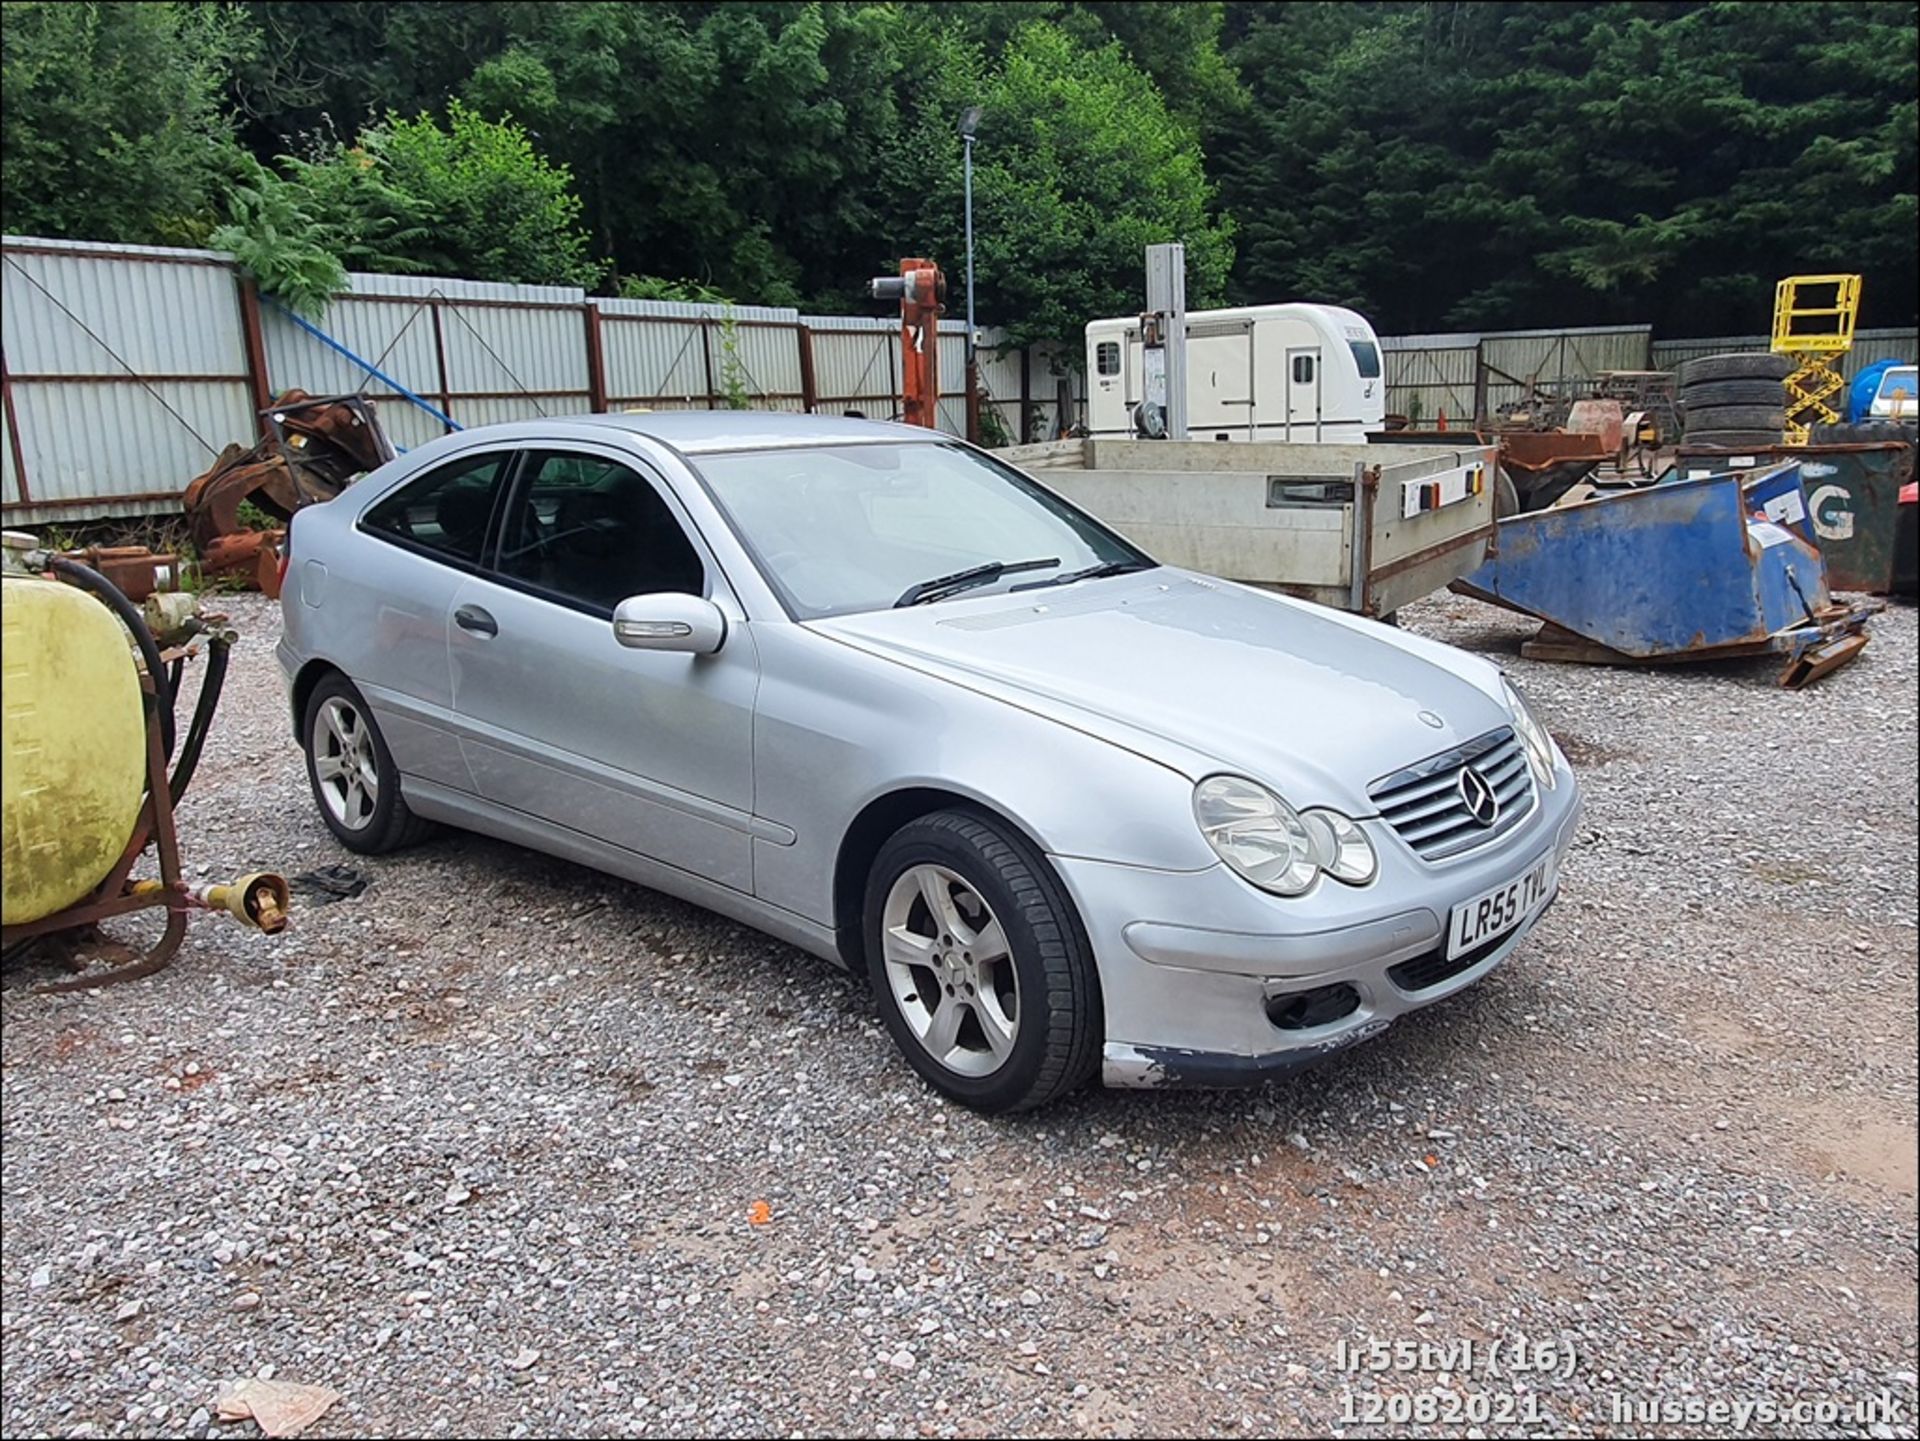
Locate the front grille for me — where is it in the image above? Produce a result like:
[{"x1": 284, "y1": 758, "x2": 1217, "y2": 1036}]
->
[
  {"x1": 1369, "y1": 727, "x2": 1536, "y2": 861},
  {"x1": 1387, "y1": 931, "x2": 1510, "y2": 993}
]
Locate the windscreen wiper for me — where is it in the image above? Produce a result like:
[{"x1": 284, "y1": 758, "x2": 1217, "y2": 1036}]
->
[
  {"x1": 894, "y1": 557, "x2": 1061, "y2": 608},
  {"x1": 1008, "y1": 558, "x2": 1155, "y2": 593}
]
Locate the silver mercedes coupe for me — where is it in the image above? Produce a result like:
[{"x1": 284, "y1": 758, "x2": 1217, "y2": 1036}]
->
[{"x1": 278, "y1": 412, "x2": 1580, "y2": 1111}]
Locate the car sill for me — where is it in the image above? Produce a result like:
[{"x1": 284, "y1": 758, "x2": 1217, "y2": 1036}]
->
[{"x1": 399, "y1": 776, "x2": 841, "y2": 965}]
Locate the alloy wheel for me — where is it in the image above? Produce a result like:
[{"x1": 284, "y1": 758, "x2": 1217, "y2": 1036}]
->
[
  {"x1": 880, "y1": 863, "x2": 1021, "y2": 1077},
  {"x1": 313, "y1": 695, "x2": 378, "y2": 830}
]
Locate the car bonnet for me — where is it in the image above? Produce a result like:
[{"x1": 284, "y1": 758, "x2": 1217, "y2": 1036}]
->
[{"x1": 807, "y1": 569, "x2": 1513, "y2": 814}]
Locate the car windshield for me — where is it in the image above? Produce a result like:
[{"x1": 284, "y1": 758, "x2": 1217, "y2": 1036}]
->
[{"x1": 693, "y1": 441, "x2": 1152, "y2": 619}]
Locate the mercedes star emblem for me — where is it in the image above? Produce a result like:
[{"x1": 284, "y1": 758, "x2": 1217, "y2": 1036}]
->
[{"x1": 1457, "y1": 765, "x2": 1500, "y2": 826}]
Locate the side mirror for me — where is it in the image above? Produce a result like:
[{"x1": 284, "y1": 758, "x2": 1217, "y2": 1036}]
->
[{"x1": 611, "y1": 593, "x2": 726, "y2": 654}]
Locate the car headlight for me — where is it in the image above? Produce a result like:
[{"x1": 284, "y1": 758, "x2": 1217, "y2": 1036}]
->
[
  {"x1": 1501, "y1": 676, "x2": 1558, "y2": 791},
  {"x1": 1300, "y1": 807, "x2": 1378, "y2": 885},
  {"x1": 1193, "y1": 775, "x2": 1376, "y2": 895}
]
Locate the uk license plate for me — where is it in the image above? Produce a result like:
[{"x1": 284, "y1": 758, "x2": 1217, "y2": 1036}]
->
[{"x1": 1447, "y1": 854, "x2": 1556, "y2": 959}]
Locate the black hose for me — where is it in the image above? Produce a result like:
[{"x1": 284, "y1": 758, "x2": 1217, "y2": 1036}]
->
[
  {"x1": 49, "y1": 558, "x2": 176, "y2": 762},
  {"x1": 167, "y1": 632, "x2": 229, "y2": 806}
]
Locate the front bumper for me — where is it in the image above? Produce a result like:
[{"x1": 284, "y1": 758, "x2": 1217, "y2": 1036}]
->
[{"x1": 1051, "y1": 763, "x2": 1582, "y2": 1088}]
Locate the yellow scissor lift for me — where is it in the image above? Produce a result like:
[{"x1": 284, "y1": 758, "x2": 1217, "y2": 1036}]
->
[{"x1": 1772, "y1": 273, "x2": 1862, "y2": 444}]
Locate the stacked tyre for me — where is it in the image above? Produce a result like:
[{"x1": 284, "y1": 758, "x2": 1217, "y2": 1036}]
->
[
  {"x1": 1810, "y1": 418, "x2": 1920, "y2": 446},
  {"x1": 1676, "y1": 352, "x2": 1791, "y2": 448}
]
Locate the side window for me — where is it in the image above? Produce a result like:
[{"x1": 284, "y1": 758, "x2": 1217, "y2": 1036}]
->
[
  {"x1": 1096, "y1": 341, "x2": 1121, "y2": 377},
  {"x1": 496, "y1": 451, "x2": 705, "y2": 613},
  {"x1": 1292, "y1": 355, "x2": 1317, "y2": 385},
  {"x1": 362, "y1": 451, "x2": 510, "y2": 564}
]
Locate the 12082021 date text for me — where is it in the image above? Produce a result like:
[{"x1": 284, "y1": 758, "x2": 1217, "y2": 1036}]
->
[{"x1": 1340, "y1": 1390, "x2": 1548, "y2": 1426}]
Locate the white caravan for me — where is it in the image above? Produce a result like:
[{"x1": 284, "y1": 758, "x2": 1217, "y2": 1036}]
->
[{"x1": 1085, "y1": 304, "x2": 1386, "y2": 444}]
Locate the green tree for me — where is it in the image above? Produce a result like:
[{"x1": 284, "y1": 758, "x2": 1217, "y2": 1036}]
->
[
  {"x1": 46, "y1": 0, "x2": 1897, "y2": 342},
  {"x1": 317, "y1": 101, "x2": 604, "y2": 287},
  {"x1": 216, "y1": 103, "x2": 600, "y2": 310},
  {"x1": 233, "y1": 2, "x2": 521, "y2": 151},
  {"x1": 1, "y1": 0, "x2": 255, "y2": 244},
  {"x1": 1216, "y1": 1, "x2": 1918, "y2": 334},
  {"x1": 220, "y1": 2, "x2": 1242, "y2": 329},
  {"x1": 456, "y1": 2, "x2": 917, "y2": 307},
  {"x1": 897, "y1": 19, "x2": 1236, "y2": 347},
  {"x1": 209, "y1": 158, "x2": 350, "y2": 316},
  {"x1": 922, "y1": 2, "x2": 1246, "y2": 136}
]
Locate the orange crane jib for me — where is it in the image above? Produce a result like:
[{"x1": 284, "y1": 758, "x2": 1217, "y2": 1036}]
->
[{"x1": 869, "y1": 259, "x2": 947, "y2": 429}]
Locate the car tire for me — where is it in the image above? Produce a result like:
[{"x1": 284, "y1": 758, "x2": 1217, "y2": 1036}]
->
[
  {"x1": 1676, "y1": 352, "x2": 1793, "y2": 387},
  {"x1": 1680, "y1": 428, "x2": 1789, "y2": 450},
  {"x1": 1681, "y1": 403, "x2": 1787, "y2": 435},
  {"x1": 1678, "y1": 378, "x2": 1787, "y2": 410},
  {"x1": 863, "y1": 810, "x2": 1101, "y2": 1113},
  {"x1": 1810, "y1": 419, "x2": 1920, "y2": 445},
  {"x1": 302, "y1": 673, "x2": 435, "y2": 854}
]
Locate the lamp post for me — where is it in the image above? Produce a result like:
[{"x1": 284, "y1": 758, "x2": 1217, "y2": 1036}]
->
[{"x1": 960, "y1": 105, "x2": 982, "y2": 443}]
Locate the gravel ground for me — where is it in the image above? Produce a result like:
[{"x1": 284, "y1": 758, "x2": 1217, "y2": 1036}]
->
[{"x1": 3, "y1": 590, "x2": 1915, "y2": 1440}]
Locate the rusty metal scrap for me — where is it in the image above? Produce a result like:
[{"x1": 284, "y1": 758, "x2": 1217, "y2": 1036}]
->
[
  {"x1": 198, "y1": 529, "x2": 287, "y2": 597},
  {"x1": 67, "y1": 545, "x2": 182, "y2": 603},
  {"x1": 182, "y1": 390, "x2": 390, "y2": 561},
  {"x1": 1562, "y1": 398, "x2": 1625, "y2": 454}
]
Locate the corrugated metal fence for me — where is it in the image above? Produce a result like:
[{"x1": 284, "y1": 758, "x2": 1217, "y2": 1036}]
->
[
  {"x1": 4, "y1": 233, "x2": 1913, "y2": 524},
  {"x1": 1383, "y1": 323, "x2": 1919, "y2": 425},
  {"x1": 1649, "y1": 328, "x2": 1917, "y2": 378},
  {"x1": 1384, "y1": 324, "x2": 1656, "y2": 422},
  {"x1": 2, "y1": 235, "x2": 1072, "y2": 525},
  {"x1": 2, "y1": 240, "x2": 256, "y2": 521}
]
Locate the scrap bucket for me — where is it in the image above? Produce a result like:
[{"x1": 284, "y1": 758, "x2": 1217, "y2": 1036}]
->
[{"x1": 1454, "y1": 461, "x2": 1876, "y2": 688}]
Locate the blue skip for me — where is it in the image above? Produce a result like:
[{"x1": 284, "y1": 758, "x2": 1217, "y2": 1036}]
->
[{"x1": 1454, "y1": 462, "x2": 1877, "y2": 688}]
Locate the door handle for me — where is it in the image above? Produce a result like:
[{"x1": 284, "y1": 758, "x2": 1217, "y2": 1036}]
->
[{"x1": 454, "y1": 605, "x2": 498, "y2": 637}]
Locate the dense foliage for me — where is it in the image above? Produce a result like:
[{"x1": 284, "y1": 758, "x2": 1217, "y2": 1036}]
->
[
  {"x1": 1216, "y1": 1, "x2": 1920, "y2": 334},
  {"x1": 892, "y1": 20, "x2": 1234, "y2": 345},
  {"x1": 2, "y1": 1, "x2": 1914, "y2": 341},
  {"x1": 0, "y1": 0, "x2": 254, "y2": 245},
  {"x1": 207, "y1": 103, "x2": 604, "y2": 314},
  {"x1": 287, "y1": 102, "x2": 605, "y2": 290}
]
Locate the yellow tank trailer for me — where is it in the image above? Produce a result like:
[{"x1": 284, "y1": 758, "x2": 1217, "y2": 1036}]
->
[
  {"x1": 1, "y1": 551, "x2": 289, "y2": 988},
  {"x1": 2, "y1": 575, "x2": 150, "y2": 924}
]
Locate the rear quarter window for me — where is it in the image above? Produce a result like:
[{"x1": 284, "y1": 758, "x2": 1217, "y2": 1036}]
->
[{"x1": 361, "y1": 451, "x2": 512, "y2": 564}]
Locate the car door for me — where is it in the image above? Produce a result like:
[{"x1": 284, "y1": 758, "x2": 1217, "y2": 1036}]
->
[
  {"x1": 344, "y1": 447, "x2": 516, "y2": 791},
  {"x1": 446, "y1": 444, "x2": 759, "y2": 892}
]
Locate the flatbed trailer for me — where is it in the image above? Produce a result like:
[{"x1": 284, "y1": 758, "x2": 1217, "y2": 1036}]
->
[{"x1": 1002, "y1": 436, "x2": 1499, "y2": 618}]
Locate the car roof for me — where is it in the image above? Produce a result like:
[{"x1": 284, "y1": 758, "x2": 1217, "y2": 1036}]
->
[{"x1": 534, "y1": 410, "x2": 939, "y2": 455}]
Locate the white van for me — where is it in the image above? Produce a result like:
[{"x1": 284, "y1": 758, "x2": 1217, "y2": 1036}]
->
[{"x1": 1086, "y1": 304, "x2": 1386, "y2": 444}]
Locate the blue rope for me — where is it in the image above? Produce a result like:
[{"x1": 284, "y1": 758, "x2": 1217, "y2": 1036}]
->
[{"x1": 263, "y1": 296, "x2": 462, "y2": 431}]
